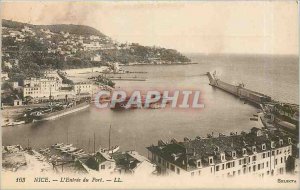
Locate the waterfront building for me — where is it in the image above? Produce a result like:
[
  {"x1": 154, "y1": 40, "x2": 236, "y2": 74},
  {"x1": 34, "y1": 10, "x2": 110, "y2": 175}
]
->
[
  {"x1": 23, "y1": 77, "x2": 74, "y2": 99},
  {"x1": 74, "y1": 82, "x2": 92, "y2": 95},
  {"x1": 147, "y1": 128, "x2": 294, "y2": 177}
]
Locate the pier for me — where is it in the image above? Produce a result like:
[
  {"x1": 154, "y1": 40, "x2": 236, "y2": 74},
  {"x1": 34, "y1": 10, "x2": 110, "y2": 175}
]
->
[{"x1": 207, "y1": 72, "x2": 272, "y2": 107}]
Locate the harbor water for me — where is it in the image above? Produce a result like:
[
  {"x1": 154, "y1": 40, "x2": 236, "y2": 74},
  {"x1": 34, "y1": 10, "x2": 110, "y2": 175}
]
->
[{"x1": 2, "y1": 54, "x2": 298, "y2": 156}]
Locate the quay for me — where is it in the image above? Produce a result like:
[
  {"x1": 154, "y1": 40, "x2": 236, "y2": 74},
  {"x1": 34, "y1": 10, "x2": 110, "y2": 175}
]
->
[
  {"x1": 206, "y1": 72, "x2": 299, "y2": 136},
  {"x1": 207, "y1": 72, "x2": 271, "y2": 107}
]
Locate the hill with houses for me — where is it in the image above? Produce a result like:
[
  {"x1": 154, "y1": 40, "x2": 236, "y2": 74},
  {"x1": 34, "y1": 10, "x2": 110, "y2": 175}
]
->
[{"x1": 2, "y1": 19, "x2": 191, "y2": 83}]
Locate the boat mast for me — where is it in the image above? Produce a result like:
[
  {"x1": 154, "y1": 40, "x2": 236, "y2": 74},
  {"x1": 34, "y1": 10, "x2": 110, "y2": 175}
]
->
[
  {"x1": 109, "y1": 125, "x2": 111, "y2": 150},
  {"x1": 66, "y1": 126, "x2": 69, "y2": 144},
  {"x1": 93, "y1": 132, "x2": 95, "y2": 154}
]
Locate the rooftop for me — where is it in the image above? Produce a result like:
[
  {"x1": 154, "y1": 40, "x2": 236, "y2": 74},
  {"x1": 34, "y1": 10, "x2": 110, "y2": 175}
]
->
[{"x1": 147, "y1": 128, "x2": 293, "y2": 171}]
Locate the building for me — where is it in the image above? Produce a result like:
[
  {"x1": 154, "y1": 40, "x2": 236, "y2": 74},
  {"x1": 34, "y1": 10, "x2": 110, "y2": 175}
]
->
[
  {"x1": 113, "y1": 151, "x2": 156, "y2": 175},
  {"x1": 1, "y1": 72, "x2": 9, "y2": 81},
  {"x1": 85, "y1": 151, "x2": 116, "y2": 174},
  {"x1": 74, "y1": 82, "x2": 92, "y2": 95},
  {"x1": 23, "y1": 77, "x2": 74, "y2": 100},
  {"x1": 147, "y1": 128, "x2": 294, "y2": 177},
  {"x1": 83, "y1": 42, "x2": 102, "y2": 51},
  {"x1": 90, "y1": 54, "x2": 101, "y2": 62},
  {"x1": 84, "y1": 150, "x2": 155, "y2": 175},
  {"x1": 13, "y1": 99, "x2": 22, "y2": 106},
  {"x1": 10, "y1": 81, "x2": 23, "y2": 93}
]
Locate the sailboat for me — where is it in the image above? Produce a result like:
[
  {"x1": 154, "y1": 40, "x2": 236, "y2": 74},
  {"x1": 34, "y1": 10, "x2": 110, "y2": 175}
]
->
[{"x1": 99, "y1": 125, "x2": 120, "y2": 154}]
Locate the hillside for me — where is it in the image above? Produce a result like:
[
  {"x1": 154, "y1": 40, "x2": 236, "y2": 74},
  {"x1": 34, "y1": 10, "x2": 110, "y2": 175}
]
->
[
  {"x1": 2, "y1": 19, "x2": 105, "y2": 37},
  {"x1": 2, "y1": 19, "x2": 191, "y2": 82}
]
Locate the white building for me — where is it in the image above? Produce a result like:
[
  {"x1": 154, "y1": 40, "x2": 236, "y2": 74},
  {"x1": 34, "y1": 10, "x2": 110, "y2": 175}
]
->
[
  {"x1": 147, "y1": 128, "x2": 294, "y2": 178},
  {"x1": 90, "y1": 35, "x2": 100, "y2": 40},
  {"x1": 83, "y1": 42, "x2": 102, "y2": 51},
  {"x1": 91, "y1": 54, "x2": 101, "y2": 62},
  {"x1": 23, "y1": 77, "x2": 71, "y2": 99},
  {"x1": 1, "y1": 72, "x2": 9, "y2": 81},
  {"x1": 74, "y1": 82, "x2": 92, "y2": 95}
]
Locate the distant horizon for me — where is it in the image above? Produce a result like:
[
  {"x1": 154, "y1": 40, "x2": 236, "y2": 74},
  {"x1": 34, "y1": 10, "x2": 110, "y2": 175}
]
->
[{"x1": 1, "y1": 1, "x2": 298, "y2": 55}]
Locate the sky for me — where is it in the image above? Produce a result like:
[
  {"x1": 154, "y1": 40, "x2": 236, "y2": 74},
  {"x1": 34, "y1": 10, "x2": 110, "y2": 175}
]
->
[{"x1": 1, "y1": 1, "x2": 298, "y2": 55}]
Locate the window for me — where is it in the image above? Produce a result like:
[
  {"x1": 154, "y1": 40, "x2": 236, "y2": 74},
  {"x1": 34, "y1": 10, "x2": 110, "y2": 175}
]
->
[
  {"x1": 239, "y1": 160, "x2": 242, "y2": 165},
  {"x1": 262, "y1": 144, "x2": 266, "y2": 150},
  {"x1": 272, "y1": 151, "x2": 275, "y2": 156},
  {"x1": 222, "y1": 164, "x2": 224, "y2": 170},
  {"x1": 232, "y1": 161, "x2": 235, "y2": 167},
  {"x1": 253, "y1": 165, "x2": 256, "y2": 172},
  {"x1": 266, "y1": 161, "x2": 269, "y2": 167},
  {"x1": 243, "y1": 148, "x2": 247, "y2": 155},
  {"x1": 252, "y1": 146, "x2": 256, "y2": 153},
  {"x1": 197, "y1": 160, "x2": 201, "y2": 168},
  {"x1": 253, "y1": 155, "x2": 257, "y2": 161},
  {"x1": 267, "y1": 152, "x2": 270, "y2": 157},
  {"x1": 248, "y1": 167, "x2": 251, "y2": 172},
  {"x1": 279, "y1": 168, "x2": 284, "y2": 174},
  {"x1": 258, "y1": 164, "x2": 260, "y2": 170},
  {"x1": 277, "y1": 150, "x2": 279, "y2": 155},
  {"x1": 275, "y1": 159, "x2": 277, "y2": 165},
  {"x1": 281, "y1": 157, "x2": 283, "y2": 163},
  {"x1": 279, "y1": 139, "x2": 283, "y2": 146},
  {"x1": 216, "y1": 165, "x2": 220, "y2": 171},
  {"x1": 209, "y1": 157, "x2": 213, "y2": 164},
  {"x1": 262, "y1": 163, "x2": 264, "y2": 169},
  {"x1": 176, "y1": 168, "x2": 180, "y2": 174},
  {"x1": 262, "y1": 153, "x2": 265, "y2": 159},
  {"x1": 271, "y1": 141, "x2": 275, "y2": 148},
  {"x1": 288, "y1": 138, "x2": 292, "y2": 144},
  {"x1": 221, "y1": 154, "x2": 225, "y2": 161},
  {"x1": 232, "y1": 151, "x2": 236, "y2": 158}
]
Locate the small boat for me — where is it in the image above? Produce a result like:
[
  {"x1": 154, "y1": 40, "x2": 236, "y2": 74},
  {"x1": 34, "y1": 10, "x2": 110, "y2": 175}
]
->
[
  {"x1": 52, "y1": 143, "x2": 64, "y2": 148},
  {"x1": 71, "y1": 149, "x2": 84, "y2": 155},
  {"x1": 39, "y1": 148, "x2": 50, "y2": 153},
  {"x1": 72, "y1": 150, "x2": 85, "y2": 156},
  {"x1": 250, "y1": 117, "x2": 259, "y2": 121},
  {"x1": 100, "y1": 145, "x2": 120, "y2": 154},
  {"x1": 7, "y1": 120, "x2": 25, "y2": 126},
  {"x1": 62, "y1": 147, "x2": 77, "y2": 154},
  {"x1": 57, "y1": 144, "x2": 73, "y2": 150}
]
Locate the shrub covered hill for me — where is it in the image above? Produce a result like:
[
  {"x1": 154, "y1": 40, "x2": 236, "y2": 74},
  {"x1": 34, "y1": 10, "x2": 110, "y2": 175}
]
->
[{"x1": 2, "y1": 19, "x2": 191, "y2": 82}]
